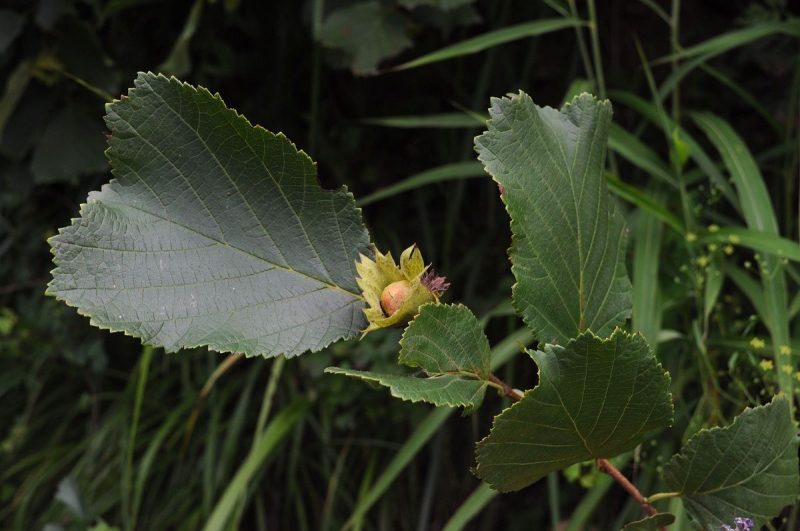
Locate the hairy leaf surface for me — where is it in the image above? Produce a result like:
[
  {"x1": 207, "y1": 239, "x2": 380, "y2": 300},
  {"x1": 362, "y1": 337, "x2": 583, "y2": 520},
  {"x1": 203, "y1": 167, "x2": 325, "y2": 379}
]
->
[
  {"x1": 475, "y1": 92, "x2": 632, "y2": 344},
  {"x1": 475, "y1": 330, "x2": 672, "y2": 491},
  {"x1": 48, "y1": 72, "x2": 371, "y2": 357},
  {"x1": 326, "y1": 304, "x2": 492, "y2": 409},
  {"x1": 663, "y1": 397, "x2": 799, "y2": 528}
]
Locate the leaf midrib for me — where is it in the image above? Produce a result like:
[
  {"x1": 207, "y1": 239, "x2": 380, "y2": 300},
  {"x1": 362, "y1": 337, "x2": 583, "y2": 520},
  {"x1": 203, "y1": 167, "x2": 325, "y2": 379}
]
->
[
  {"x1": 137, "y1": 75, "x2": 354, "y2": 296},
  {"x1": 685, "y1": 433, "x2": 793, "y2": 499},
  {"x1": 103, "y1": 80, "x2": 362, "y2": 300},
  {"x1": 86, "y1": 194, "x2": 363, "y2": 300}
]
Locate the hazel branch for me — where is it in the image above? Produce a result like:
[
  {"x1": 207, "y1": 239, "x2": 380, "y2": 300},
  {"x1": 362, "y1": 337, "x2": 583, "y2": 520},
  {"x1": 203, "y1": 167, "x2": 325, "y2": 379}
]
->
[{"x1": 488, "y1": 373, "x2": 660, "y2": 522}]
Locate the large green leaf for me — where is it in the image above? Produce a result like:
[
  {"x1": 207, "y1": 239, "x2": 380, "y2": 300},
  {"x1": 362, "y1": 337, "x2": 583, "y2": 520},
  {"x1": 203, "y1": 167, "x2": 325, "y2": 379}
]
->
[
  {"x1": 48, "y1": 72, "x2": 371, "y2": 358},
  {"x1": 325, "y1": 303, "x2": 492, "y2": 409},
  {"x1": 475, "y1": 330, "x2": 672, "y2": 492},
  {"x1": 663, "y1": 397, "x2": 799, "y2": 528},
  {"x1": 475, "y1": 92, "x2": 632, "y2": 344}
]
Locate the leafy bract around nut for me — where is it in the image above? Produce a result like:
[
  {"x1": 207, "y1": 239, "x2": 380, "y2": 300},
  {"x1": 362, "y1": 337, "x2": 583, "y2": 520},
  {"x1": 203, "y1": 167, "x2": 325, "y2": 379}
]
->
[{"x1": 356, "y1": 245, "x2": 449, "y2": 334}]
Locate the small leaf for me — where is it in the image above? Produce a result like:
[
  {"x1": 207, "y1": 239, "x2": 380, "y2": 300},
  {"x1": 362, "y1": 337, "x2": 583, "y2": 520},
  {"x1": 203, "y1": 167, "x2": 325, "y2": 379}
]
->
[
  {"x1": 621, "y1": 513, "x2": 675, "y2": 531},
  {"x1": 476, "y1": 92, "x2": 632, "y2": 344},
  {"x1": 324, "y1": 368, "x2": 487, "y2": 409},
  {"x1": 662, "y1": 397, "x2": 799, "y2": 528},
  {"x1": 327, "y1": 303, "x2": 492, "y2": 409},
  {"x1": 48, "y1": 73, "x2": 371, "y2": 358},
  {"x1": 317, "y1": 2, "x2": 411, "y2": 75},
  {"x1": 475, "y1": 330, "x2": 672, "y2": 492},
  {"x1": 399, "y1": 303, "x2": 490, "y2": 378}
]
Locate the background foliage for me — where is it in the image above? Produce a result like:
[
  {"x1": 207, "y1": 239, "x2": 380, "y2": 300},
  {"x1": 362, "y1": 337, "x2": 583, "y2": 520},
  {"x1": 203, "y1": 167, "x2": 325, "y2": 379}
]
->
[{"x1": 1, "y1": 0, "x2": 799, "y2": 529}]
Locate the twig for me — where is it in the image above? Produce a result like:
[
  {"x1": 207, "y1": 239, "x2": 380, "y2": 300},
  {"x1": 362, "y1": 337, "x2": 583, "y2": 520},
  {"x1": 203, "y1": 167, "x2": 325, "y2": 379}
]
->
[
  {"x1": 488, "y1": 373, "x2": 523, "y2": 400},
  {"x1": 596, "y1": 458, "x2": 657, "y2": 516}
]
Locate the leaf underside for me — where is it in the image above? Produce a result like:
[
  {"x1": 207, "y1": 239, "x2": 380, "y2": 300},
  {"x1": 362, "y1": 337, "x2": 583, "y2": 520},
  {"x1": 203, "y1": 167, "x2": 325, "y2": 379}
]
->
[
  {"x1": 663, "y1": 397, "x2": 799, "y2": 528},
  {"x1": 326, "y1": 303, "x2": 492, "y2": 409},
  {"x1": 475, "y1": 330, "x2": 672, "y2": 492},
  {"x1": 475, "y1": 92, "x2": 632, "y2": 344},
  {"x1": 324, "y1": 368, "x2": 487, "y2": 409},
  {"x1": 48, "y1": 72, "x2": 371, "y2": 358}
]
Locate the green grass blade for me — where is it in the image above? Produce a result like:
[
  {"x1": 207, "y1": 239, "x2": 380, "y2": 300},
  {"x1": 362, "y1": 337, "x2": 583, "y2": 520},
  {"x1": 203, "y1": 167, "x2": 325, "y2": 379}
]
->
[
  {"x1": 606, "y1": 176, "x2": 684, "y2": 235},
  {"x1": 698, "y1": 64, "x2": 782, "y2": 136},
  {"x1": 719, "y1": 262, "x2": 769, "y2": 325},
  {"x1": 789, "y1": 290, "x2": 800, "y2": 320},
  {"x1": 608, "y1": 122, "x2": 677, "y2": 188},
  {"x1": 392, "y1": 18, "x2": 583, "y2": 71},
  {"x1": 124, "y1": 345, "x2": 154, "y2": 531},
  {"x1": 203, "y1": 399, "x2": 309, "y2": 531},
  {"x1": 609, "y1": 90, "x2": 740, "y2": 210},
  {"x1": 693, "y1": 112, "x2": 793, "y2": 400},
  {"x1": 361, "y1": 113, "x2": 483, "y2": 129},
  {"x1": 700, "y1": 227, "x2": 800, "y2": 262},
  {"x1": 132, "y1": 401, "x2": 191, "y2": 527},
  {"x1": 440, "y1": 482, "x2": 497, "y2": 531},
  {"x1": 564, "y1": 455, "x2": 631, "y2": 531},
  {"x1": 356, "y1": 161, "x2": 485, "y2": 206},
  {"x1": 655, "y1": 19, "x2": 800, "y2": 63},
  {"x1": 691, "y1": 113, "x2": 779, "y2": 232},
  {"x1": 342, "y1": 408, "x2": 451, "y2": 530},
  {"x1": 704, "y1": 261, "x2": 724, "y2": 322},
  {"x1": 632, "y1": 205, "x2": 664, "y2": 348},
  {"x1": 341, "y1": 328, "x2": 533, "y2": 529}
]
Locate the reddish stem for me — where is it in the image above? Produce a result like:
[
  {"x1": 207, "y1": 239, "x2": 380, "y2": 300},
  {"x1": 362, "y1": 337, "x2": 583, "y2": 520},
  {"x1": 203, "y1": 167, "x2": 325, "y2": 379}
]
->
[
  {"x1": 596, "y1": 458, "x2": 657, "y2": 516},
  {"x1": 488, "y1": 373, "x2": 523, "y2": 400},
  {"x1": 489, "y1": 373, "x2": 660, "y2": 523}
]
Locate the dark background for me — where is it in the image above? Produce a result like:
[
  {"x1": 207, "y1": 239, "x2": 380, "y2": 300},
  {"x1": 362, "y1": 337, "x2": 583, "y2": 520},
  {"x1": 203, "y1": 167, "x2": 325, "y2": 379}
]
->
[{"x1": 1, "y1": 0, "x2": 798, "y2": 529}]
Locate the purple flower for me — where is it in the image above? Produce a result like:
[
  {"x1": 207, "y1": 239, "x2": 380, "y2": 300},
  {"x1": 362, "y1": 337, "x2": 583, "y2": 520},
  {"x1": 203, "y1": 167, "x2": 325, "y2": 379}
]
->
[{"x1": 720, "y1": 517, "x2": 754, "y2": 531}]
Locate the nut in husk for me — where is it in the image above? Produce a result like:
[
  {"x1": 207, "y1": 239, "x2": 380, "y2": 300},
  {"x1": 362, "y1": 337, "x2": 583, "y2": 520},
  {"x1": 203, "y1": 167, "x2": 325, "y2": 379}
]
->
[{"x1": 356, "y1": 244, "x2": 450, "y2": 335}]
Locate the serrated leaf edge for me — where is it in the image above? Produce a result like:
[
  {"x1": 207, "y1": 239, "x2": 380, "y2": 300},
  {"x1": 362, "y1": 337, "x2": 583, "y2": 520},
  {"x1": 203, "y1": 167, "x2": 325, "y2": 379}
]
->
[
  {"x1": 474, "y1": 91, "x2": 630, "y2": 345},
  {"x1": 45, "y1": 71, "x2": 372, "y2": 358},
  {"x1": 474, "y1": 328, "x2": 673, "y2": 492}
]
